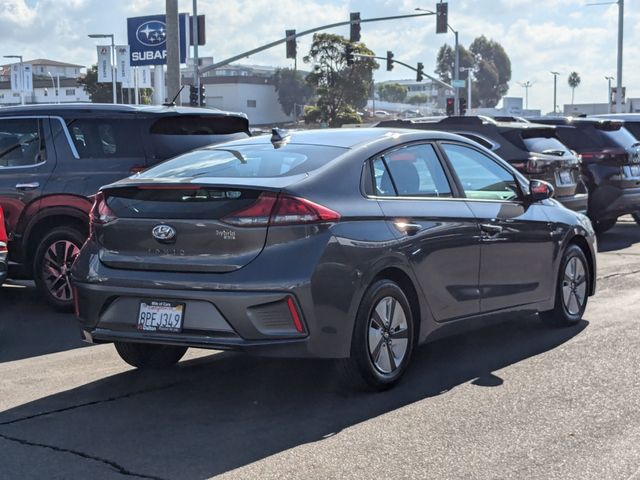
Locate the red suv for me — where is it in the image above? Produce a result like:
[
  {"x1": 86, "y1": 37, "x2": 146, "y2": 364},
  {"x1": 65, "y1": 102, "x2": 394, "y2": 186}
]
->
[{"x1": 0, "y1": 103, "x2": 249, "y2": 308}]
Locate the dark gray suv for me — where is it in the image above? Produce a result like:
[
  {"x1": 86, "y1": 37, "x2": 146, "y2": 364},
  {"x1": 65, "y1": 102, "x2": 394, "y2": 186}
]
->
[
  {"x1": 72, "y1": 128, "x2": 597, "y2": 391},
  {"x1": 0, "y1": 103, "x2": 249, "y2": 308}
]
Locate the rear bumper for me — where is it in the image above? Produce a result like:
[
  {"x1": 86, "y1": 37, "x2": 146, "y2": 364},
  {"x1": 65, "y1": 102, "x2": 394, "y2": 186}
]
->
[
  {"x1": 73, "y1": 281, "x2": 322, "y2": 358},
  {"x1": 555, "y1": 192, "x2": 588, "y2": 214},
  {"x1": 588, "y1": 185, "x2": 640, "y2": 221}
]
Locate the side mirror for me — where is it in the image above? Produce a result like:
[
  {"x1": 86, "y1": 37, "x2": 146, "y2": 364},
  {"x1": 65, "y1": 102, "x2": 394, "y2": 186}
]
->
[{"x1": 529, "y1": 179, "x2": 555, "y2": 202}]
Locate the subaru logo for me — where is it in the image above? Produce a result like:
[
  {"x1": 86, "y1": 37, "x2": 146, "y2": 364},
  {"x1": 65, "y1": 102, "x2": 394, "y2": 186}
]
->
[
  {"x1": 152, "y1": 225, "x2": 176, "y2": 244},
  {"x1": 136, "y1": 20, "x2": 167, "y2": 47}
]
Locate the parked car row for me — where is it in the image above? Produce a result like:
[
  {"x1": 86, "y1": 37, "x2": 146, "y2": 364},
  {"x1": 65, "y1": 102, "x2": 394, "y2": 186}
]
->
[
  {"x1": 0, "y1": 104, "x2": 599, "y2": 391},
  {"x1": 377, "y1": 115, "x2": 640, "y2": 233},
  {"x1": 0, "y1": 103, "x2": 250, "y2": 309}
]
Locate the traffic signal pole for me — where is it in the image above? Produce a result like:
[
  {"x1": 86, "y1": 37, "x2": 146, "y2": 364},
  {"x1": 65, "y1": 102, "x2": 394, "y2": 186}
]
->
[
  {"x1": 198, "y1": 12, "x2": 436, "y2": 76},
  {"x1": 357, "y1": 53, "x2": 453, "y2": 90}
]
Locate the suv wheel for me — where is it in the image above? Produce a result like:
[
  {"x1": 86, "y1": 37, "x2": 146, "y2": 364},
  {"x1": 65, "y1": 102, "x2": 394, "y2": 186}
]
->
[
  {"x1": 337, "y1": 279, "x2": 415, "y2": 391},
  {"x1": 540, "y1": 244, "x2": 589, "y2": 327},
  {"x1": 33, "y1": 226, "x2": 85, "y2": 311},
  {"x1": 114, "y1": 342, "x2": 188, "y2": 369}
]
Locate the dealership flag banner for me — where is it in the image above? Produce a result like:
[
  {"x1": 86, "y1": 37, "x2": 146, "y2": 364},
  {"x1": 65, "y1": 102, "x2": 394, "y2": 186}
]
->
[
  {"x1": 97, "y1": 45, "x2": 113, "y2": 83},
  {"x1": 10, "y1": 64, "x2": 33, "y2": 93},
  {"x1": 137, "y1": 66, "x2": 152, "y2": 88},
  {"x1": 116, "y1": 45, "x2": 132, "y2": 84}
]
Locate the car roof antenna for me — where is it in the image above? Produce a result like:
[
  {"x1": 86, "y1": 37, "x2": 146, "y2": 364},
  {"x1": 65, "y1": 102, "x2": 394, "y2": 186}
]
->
[{"x1": 163, "y1": 85, "x2": 186, "y2": 107}]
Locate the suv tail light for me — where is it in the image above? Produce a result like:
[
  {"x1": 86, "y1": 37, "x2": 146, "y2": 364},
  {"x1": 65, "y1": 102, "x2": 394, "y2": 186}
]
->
[
  {"x1": 89, "y1": 191, "x2": 117, "y2": 237},
  {"x1": 0, "y1": 242, "x2": 7, "y2": 253},
  {"x1": 221, "y1": 193, "x2": 340, "y2": 227}
]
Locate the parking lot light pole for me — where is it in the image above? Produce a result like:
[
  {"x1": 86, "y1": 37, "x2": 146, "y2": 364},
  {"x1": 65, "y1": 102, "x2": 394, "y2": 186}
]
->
[
  {"x1": 88, "y1": 33, "x2": 117, "y2": 104},
  {"x1": 4, "y1": 55, "x2": 24, "y2": 105},
  {"x1": 605, "y1": 76, "x2": 615, "y2": 113},
  {"x1": 550, "y1": 71, "x2": 559, "y2": 115},
  {"x1": 415, "y1": 7, "x2": 459, "y2": 115}
]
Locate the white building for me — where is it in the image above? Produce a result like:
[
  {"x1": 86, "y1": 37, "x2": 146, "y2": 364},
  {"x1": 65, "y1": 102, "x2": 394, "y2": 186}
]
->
[{"x1": 0, "y1": 58, "x2": 89, "y2": 106}]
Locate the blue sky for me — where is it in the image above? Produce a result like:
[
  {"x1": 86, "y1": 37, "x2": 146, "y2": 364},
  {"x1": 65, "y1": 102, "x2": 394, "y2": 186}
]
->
[{"x1": 1, "y1": 0, "x2": 637, "y2": 113}]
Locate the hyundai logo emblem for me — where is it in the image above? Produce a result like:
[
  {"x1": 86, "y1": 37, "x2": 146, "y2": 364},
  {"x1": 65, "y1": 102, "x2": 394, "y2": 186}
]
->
[
  {"x1": 152, "y1": 224, "x2": 177, "y2": 244},
  {"x1": 136, "y1": 20, "x2": 167, "y2": 47}
]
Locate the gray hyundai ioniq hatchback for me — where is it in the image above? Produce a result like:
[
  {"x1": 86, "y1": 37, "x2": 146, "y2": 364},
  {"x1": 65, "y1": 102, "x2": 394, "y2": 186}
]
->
[{"x1": 72, "y1": 128, "x2": 596, "y2": 391}]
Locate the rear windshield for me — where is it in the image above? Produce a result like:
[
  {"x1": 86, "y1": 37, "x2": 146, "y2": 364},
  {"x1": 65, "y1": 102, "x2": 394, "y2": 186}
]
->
[
  {"x1": 622, "y1": 122, "x2": 640, "y2": 139},
  {"x1": 137, "y1": 144, "x2": 347, "y2": 179},
  {"x1": 556, "y1": 124, "x2": 638, "y2": 150},
  {"x1": 150, "y1": 115, "x2": 250, "y2": 160},
  {"x1": 522, "y1": 137, "x2": 571, "y2": 155}
]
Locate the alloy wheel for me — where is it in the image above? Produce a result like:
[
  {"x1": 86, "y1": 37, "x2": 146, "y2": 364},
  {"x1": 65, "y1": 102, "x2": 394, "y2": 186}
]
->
[
  {"x1": 368, "y1": 296, "x2": 410, "y2": 374},
  {"x1": 42, "y1": 240, "x2": 80, "y2": 302},
  {"x1": 562, "y1": 256, "x2": 587, "y2": 315}
]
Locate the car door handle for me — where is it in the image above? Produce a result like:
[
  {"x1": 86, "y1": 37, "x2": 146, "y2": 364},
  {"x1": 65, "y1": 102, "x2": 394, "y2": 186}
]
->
[
  {"x1": 480, "y1": 223, "x2": 503, "y2": 234},
  {"x1": 394, "y1": 221, "x2": 422, "y2": 236},
  {"x1": 16, "y1": 182, "x2": 40, "y2": 191}
]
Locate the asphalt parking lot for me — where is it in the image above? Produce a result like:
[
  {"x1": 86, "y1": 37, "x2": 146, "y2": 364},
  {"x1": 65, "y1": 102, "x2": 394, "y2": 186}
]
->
[{"x1": 1, "y1": 218, "x2": 640, "y2": 480}]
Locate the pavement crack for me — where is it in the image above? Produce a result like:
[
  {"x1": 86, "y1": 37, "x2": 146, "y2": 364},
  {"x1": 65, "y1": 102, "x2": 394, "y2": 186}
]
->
[
  {"x1": 597, "y1": 268, "x2": 640, "y2": 281},
  {"x1": 0, "y1": 381, "x2": 182, "y2": 427},
  {"x1": 0, "y1": 432, "x2": 166, "y2": 479}
]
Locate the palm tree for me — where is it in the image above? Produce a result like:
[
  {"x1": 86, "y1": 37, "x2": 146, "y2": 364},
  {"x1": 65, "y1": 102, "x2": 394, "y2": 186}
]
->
[{"x1": 568, "y1": 72, "x2": 581, "y2": 105}]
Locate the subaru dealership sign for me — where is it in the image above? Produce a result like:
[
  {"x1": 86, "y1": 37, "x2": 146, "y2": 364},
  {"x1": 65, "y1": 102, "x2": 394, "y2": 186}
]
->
[{"x1": 127, "y1": 14, "x2": 189, "y2": 66}]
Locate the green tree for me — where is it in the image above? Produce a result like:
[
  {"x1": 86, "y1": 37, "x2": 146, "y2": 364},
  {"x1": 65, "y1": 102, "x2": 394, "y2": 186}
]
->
[
  {"x1": 435, "y1": 36, "x2": 511, "y2": 108},
  {"x1": 377, "y1": 83, "x2": 408, "y2": 103},
  {"x1": 407, "y1": 93, "x2": 429, "y2": 105},
  {"x1": 303, "y1": 33, "x2": 378, "y2": 127},
  {"x1": 272, "y1": 68, "x2": 315, "y2": 117},
  {"x1": 568, "y1": 71, "x2": 581, "y2": 104},
  {"x1": 77, "y1": 65, "x2": 152, "y2": 104}
]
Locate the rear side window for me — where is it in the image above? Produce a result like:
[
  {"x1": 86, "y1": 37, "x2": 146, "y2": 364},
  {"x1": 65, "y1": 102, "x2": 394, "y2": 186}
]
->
[
  {"x1": 0, "y1": 118, "x2": 47, "y2": 168},
  {"x1": 373, "y1": 144, "x2": 452, "y2": 197},
  {"x1": 67, "y1": 118, "x2": 144, "y2": 159},
  {"x1": 137, "y1": 143, "x2": 346, "y2": 179}
]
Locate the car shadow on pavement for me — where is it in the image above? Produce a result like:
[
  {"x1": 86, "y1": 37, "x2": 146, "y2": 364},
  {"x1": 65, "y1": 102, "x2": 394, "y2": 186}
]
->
[
  {"x1": 0, "y1": 281, "x2": 86, "y2": 363},
  {"x1": 597, "y1": 221, "x2": 640, "y2": 253},
  {"x1": 0, "y1": 314, "x2": 587, "y2": 480}
]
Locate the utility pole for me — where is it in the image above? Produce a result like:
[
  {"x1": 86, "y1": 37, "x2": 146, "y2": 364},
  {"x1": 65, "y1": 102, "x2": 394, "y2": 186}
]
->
[
  {"x1": 165, "y1": 0, "x2": 181, "y2": 105},
  {"x1": 550, "y1": 71, "x2": 559, "y2": 115},
  {"x1": 605, "y1": 76, "x2": 614, "y2": 113},
  {"x1": 192, "y1": 0, "x2": 200, "y2": 106},
  {"x1": 615, "y1": 0, "x2": 624, "y2": 113},
  {"x1": 519, "y1": 80, "x2": 535, "y2": 110}
]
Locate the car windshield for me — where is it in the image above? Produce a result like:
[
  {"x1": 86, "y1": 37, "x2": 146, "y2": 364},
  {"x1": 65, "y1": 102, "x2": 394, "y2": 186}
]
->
[{"x1": 137, "y1": 143, "x2": 347, "y2": 179}]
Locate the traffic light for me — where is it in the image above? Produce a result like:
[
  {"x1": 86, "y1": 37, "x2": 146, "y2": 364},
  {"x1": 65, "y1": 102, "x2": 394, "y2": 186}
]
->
[
  {"x1": 199, "y1": 84, "x2": 206, "y2": 107},
  {"x1": 416, "y1": 62, "x2": 424, "y2": 82},
  {"x1": 189, "y1": 85, "x2": 198, "y2": 107},
  {"x1": 459, "y1": 97, "x2": 467, "y2": 115},
  {"x1": 386, "y1": 51, "x2": 394, "y2": 71},
  {"x1": 285, "y1": 29, "x2": 296, "y2": 59},
  {"x1": 345, "y1": 44, "x2": 354, "y2": 66},
  {"x1": 446, "y1": 97, "x2": 455, "y2": 116},
  {"x1": 350, "y1": 12, "x2": 361, "y2": 42},
  {"x1": 436, "y1": 2, "x2": 448, "y2": 34}
]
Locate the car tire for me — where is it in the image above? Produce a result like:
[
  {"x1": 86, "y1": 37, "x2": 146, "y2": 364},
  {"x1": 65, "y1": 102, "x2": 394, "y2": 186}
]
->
[
  {"x1": 540, "y1": 244, "x2": 590, "y2": 328},
  {"x1": 33, "y1": 226, "x2": 86, "y2": 311},
  {"x1": 593, "y1": 218, "x2": 617, "y2": 234},
  {"x1": 114, "y1": 342, "x2": 188, "y2": 369},
  {"x1": 632, "y1": 211, "x2": 640, "y2": 225},
  {"x1": 336, "y1": 279, "x2": 415, "y2": 392}
]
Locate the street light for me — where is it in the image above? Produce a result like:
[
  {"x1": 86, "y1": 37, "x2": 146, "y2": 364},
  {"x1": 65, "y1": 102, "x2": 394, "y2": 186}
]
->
[
  {"x1": 605, "y1": 75, "x2": 615, "y2": 113},
  {"x1": 460, "y1": 66, "x2": 473, "y2": 115},
  {"x1": 4, "y1": 54, "x2": 24, "y2": 105},
  {"x1": 587, "y1": 0, "x2": 623, "y2": 113},
  {"x1": 88, "y1": 33, "x2": 117, "y2": 104},
  {"x1": 47, "y1": 71, "x2": 59, "y2": 104},
  {"x1": 550, "y1": 71, "x2": 559, "y2": 115},
  {"x1": 518, "y1": 80, "x2": 535, "y2": 110},
  {"x1": 415, "y1": 7, "x2": 460, "y2": 115}
]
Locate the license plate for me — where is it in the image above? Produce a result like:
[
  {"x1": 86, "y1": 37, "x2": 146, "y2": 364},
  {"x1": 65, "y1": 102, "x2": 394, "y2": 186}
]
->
[
  {"x1": 557, "y1": 171, "x2": 574, "y2": 185},
  {"x1": 624, "y1": 165, "x2": 640, "y2": 177},
  {"x1": 137, "y1": 301, "x2": 184, "y2": 333}
]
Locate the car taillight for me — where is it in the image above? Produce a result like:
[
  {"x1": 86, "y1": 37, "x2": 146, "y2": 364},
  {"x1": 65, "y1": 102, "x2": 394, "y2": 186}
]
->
[
  {"x1": 89, "y1": 192, "x2": 117, "y2": 237},
  {"x1": 525, "y1": 156, "x2": 546, "y2": 174},
  {"x1": 221, "y1": 193, "x2": 340, "y2": 227},
  {"x1": 0, "y1": 241, "x2": 7, "y2": 253}
]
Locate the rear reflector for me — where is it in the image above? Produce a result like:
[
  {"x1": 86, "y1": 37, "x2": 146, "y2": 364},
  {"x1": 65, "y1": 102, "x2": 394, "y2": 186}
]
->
[
  {"x1": 221, "y1": 193, "x2": 340, "y2": 227},
  {"x1": 287, "y1": 296, "x2": 305, "y2": 333}
]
